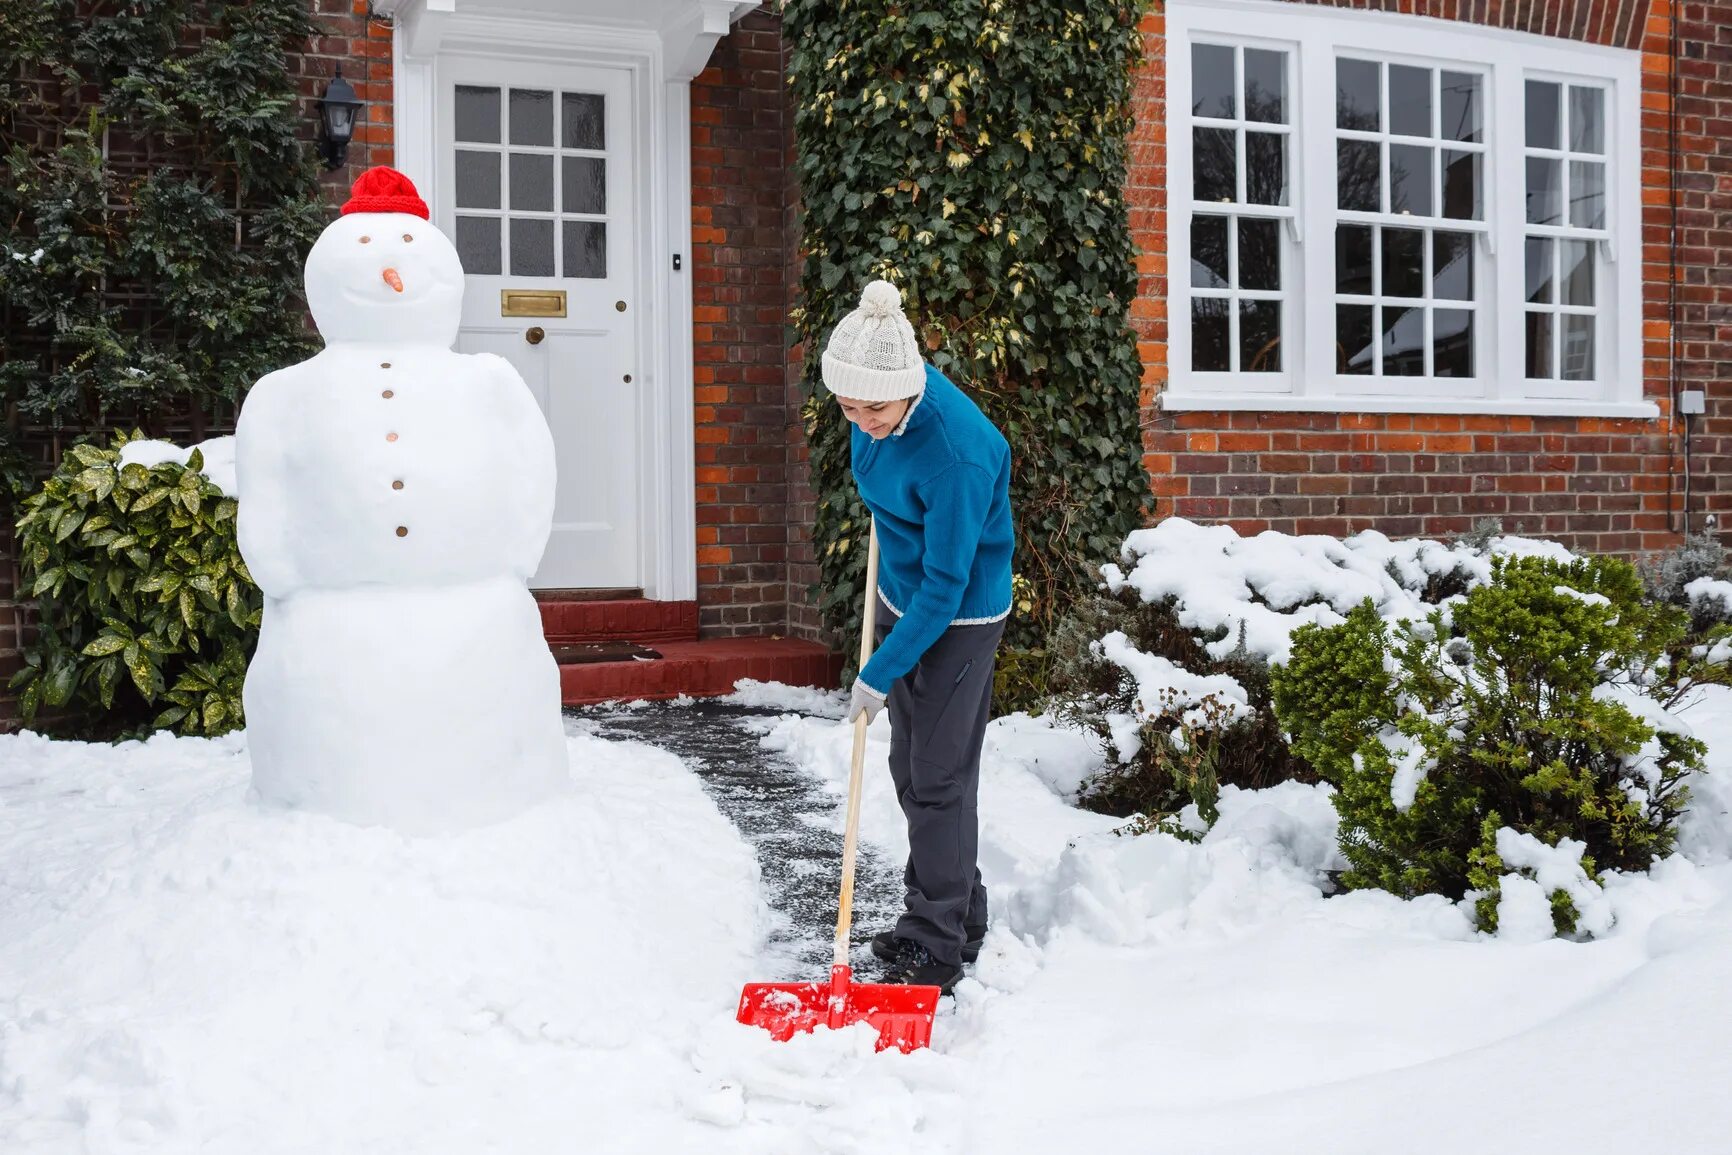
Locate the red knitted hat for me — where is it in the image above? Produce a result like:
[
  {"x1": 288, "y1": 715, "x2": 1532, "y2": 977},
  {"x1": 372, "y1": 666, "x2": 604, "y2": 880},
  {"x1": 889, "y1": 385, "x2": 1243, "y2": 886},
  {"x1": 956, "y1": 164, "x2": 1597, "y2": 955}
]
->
[{"x1": 340, "y1": 167, "x2": 430, "y2": 220}]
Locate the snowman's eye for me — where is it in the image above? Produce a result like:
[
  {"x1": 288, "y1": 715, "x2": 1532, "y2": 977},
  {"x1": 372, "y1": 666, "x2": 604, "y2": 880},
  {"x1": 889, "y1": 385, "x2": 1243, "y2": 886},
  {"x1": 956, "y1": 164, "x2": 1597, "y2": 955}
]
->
[
  {"x1": 359, "y1": 236, "x2": 372, "y2": 244},
  {"x1": 402, "y1": 234, "x2": 414, "y2": 243}
]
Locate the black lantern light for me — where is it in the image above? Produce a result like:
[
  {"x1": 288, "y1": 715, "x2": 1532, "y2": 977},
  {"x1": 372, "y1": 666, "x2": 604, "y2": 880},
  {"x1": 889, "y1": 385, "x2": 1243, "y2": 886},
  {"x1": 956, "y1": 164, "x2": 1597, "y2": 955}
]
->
[{"x1": 318, "y1": 68, "x2": 365, "y2": 171}]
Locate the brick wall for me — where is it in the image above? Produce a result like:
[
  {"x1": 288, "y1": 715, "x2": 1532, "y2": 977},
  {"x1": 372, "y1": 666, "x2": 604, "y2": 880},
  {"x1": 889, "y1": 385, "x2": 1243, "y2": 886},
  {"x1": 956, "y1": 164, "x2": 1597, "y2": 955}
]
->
[
  {"x1": 690, "y1": 8, "x2": 803, "y2": 636},
  {"x1": 0, "y1": 2, "x2": 387, "y2": 729},
  {"x1": 1130, "y1": 0, "x2": 1726, "y2": 552}
]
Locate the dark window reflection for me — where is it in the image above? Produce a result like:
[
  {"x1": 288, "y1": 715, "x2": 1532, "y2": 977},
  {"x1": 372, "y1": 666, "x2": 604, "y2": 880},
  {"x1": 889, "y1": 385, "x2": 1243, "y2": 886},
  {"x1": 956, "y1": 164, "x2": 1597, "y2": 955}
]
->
[
  {"x1": 1383, "y1": 228, "x2": 1425, "y2": 299},
  {"x1": 1192, "y1": 215, "x2": 1230, "y2": 289},
  {"x1": 1246, "y1": 132, "x2": 1287, "y2": 205},
  {"x1": 1245, "y1": 49, "x2": 1287, "y2": 123},
  {"x1": 1193, "y1": 298, "x2": 1231, "y2": 371},
  {"x1": 1390, "y1": 144, "x2": 1434, "y2": 216},
  {"x1": 1239, "y1": 218, "x2": 1280, "y2": 291},
  {"x1": 1526, "y1": 311, "x2": 1555, "y2": 378},
  {"x1": 1195, "y1": 127, "x2": 1237, "y2": 202},
  {"x1": 1389, "y1": 65, "x2": 1431, "y2": 137},
  {"x1": 1241, "y1": 300, "x2": 1281, "y2": 371},
  {"x1": 1434, "y1": 310, "x2": 1473, "y2": 377},
  {"x1": 1339, "y1": 304, "x2": 1375, "y2": 374},
  {"x1": 1338, "y1": 139, "x2": 1381, "y2": 211},
  {"x1": 1193, "y1": 44, "x2": 1236, "y2": 119},
  {"x1": 1336, "y1": 224, "x2": 1374, "y2": 296},
  {"x1": 1337, "y1": 58, "x2": 1380, "y2": 131}
]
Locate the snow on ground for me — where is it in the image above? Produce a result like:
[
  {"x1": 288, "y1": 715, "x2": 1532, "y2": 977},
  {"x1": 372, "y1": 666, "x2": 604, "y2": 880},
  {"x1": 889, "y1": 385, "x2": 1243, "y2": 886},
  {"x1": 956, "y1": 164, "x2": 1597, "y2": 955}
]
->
[{"x1": 4, "y1": 688, "x2": 1732, "y2": 1153}]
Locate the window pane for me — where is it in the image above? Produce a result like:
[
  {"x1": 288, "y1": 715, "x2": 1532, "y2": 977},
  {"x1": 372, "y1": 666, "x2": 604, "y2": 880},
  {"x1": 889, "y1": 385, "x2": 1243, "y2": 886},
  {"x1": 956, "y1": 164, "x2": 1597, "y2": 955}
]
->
[
  {"x1": 1194, "y1": 128, "x2": 1238, "y2": 202},
  {"x1": 1239, "y1": 218, "x2": 1280, "y2": 290},
  {"x1": 562, "y1": 221, "x2": 607, "y2": 279},
  {"x1": 1336, "y1": 225, "x2": 1374, "y2": 295},
  {"x1": 455, "y1": 86, "x2": 501, "y2": 144},
  {"x1": 1570, "y1": 86, "x2": 1605, "y2": 154},
  {"x1": 1339, "y1": 305, "x2": 1375, "y2": 374},
  {"x1": 1245, "y1": 132, "x2": 1287, "y2": 205},
  {"x1": 1442, "y1": 150, "x2": 1482, "y2": 220},
  {"x1": 1244, "y1": 49, "x2": 1286, "y2": 123},
  {"x1": 1337, "y1": 58, "x2": 1380, "y2": 131},
  {"x1": 454, "y1": 150, "x2": 500, "y2": 210},
  {"x1": 455, "y1": 216, "x2": 501, "y2": 275},
  {"x1": 510, "y1": 218, "x2": 554, "y2": 277},
  {"x1": 509, "y1": 153, "x2": 553, "y2": 211},
  {"x1": 1562, "y1": 314, "x2": 1595, "y2": 380},
  {"x1": 1432, "y1": 232, "x2": 1473, "y2": 300},
  {"x1": 562, "y1": 156, "x2": 606, "y2": 215},
  {"x1": 1442, "y1": 72, "x2": 1481, "y2": 143},
  {"x1": 1338, "y1": 140, "x2": 1381, "y2": 211},
  {"x1": 1390, "y1": 144, "x2": 1434, "y2": 216},
  {"x1": 510, "y1": 89, "x2": 554, "y2": 146},
  {"x1": 1241, "y1": 300, "x2": 1281, "y2": 371},
  {"x1": 562, "y1": 92, "x2": 606, "y2": 150},
  {"x1": 1389, "y1": 65, "x2": 1432, "y2": 137},
  {"x1": 1434, "y1": 310, "x2": 1473, "y2": 378},
  {"x1": 1527, "y1": 157, "x2": 1562, "y2": 225},
  {"x1": 1570, "y1": 161, "x2": 1606, "y2": 228},
  {"x1": 1526, "y1": 237, "x2": 1555, "y2": 303},
  {"x1": 1382, "y1": 228, "x2": 1424, "y2": 299},
  {"x1": 1192, "y1": 44, "x2": 1236, "y2": 119},
  {"x1": 1192, "y1": 215, "x2": 1230, "y2": 288},
  {"x1": 1526, "y1": 80, "x2": 1560, "y2": 149},
  {"x1": 1192, "y1": 298, "x2": 1231, "y2": 371},
  {"x1": 1562, "y1": 240, "x2": 1594, "y2": 306},
  {"x1": 1526, "y1": 311, "x2": 1555, "y2": 378},
  {"x1": 1381, "y1": 305, "x2": 1424, "y2": 376}
]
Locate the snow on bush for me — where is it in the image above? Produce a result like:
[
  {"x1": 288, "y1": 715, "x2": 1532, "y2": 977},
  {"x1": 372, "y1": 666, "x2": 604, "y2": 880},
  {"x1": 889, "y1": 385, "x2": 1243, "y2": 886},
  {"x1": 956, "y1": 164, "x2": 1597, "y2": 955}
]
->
[
  {"x1": 1274, "y1": 555, "x2": 1706, "y2": 937},
  {"x1": 1051, "y1": 518, "x2": 1573, "y2": 825}
]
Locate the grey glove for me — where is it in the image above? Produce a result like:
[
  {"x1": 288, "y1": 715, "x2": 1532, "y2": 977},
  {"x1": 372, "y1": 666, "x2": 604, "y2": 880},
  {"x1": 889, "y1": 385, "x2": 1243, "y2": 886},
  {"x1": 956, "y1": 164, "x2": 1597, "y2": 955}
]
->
[{"x1": 846, "y1": 678, "x2": 887, "y2": 725}]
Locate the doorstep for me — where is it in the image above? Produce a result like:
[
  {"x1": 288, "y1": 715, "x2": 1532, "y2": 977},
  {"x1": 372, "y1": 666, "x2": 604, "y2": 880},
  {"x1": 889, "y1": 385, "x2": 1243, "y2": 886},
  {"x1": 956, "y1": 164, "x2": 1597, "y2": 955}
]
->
[
  {"x1": 557, "y1": 637, "x2": 843, "y2": 707},
  {"x1": 538, "y1": 597, "x2": 699, "y2": 644}
]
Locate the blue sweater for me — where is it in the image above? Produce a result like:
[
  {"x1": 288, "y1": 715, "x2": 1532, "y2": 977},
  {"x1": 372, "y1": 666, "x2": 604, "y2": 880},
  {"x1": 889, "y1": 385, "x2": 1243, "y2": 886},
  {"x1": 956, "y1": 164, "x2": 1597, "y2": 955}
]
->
[{"x1": 853, "y1": 364, "x2": 1014, "y2": 694}]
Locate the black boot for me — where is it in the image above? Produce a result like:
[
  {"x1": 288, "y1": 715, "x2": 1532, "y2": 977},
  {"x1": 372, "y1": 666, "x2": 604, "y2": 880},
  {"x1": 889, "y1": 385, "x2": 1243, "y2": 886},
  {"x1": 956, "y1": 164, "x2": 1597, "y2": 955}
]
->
[
  {"x1": 870, "y1": 925, "x2": 985, "y2": 965},
  {"x1": 875, "y1": 938, "x2": 964, "y2": 994}
]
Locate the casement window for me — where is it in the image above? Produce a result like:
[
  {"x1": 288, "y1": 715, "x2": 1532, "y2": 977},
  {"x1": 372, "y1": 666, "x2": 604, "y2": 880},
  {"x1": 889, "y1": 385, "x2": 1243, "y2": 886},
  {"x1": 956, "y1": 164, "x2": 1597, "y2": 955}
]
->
[{"x1": 1164, "y1": 0, "x2": 1651, "y2": 417}]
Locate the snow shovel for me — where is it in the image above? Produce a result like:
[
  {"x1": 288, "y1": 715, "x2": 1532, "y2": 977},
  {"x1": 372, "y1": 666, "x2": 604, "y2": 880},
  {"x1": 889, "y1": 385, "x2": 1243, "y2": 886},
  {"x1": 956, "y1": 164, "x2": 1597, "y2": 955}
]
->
[{"x1": 735, "y1": 519, "x2": 943, "y2": 1054}]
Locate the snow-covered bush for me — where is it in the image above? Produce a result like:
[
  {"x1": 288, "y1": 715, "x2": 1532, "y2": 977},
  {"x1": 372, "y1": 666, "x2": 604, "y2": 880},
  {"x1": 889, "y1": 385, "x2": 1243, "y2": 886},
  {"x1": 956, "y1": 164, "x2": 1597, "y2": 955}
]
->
[
  {"x1": 1272, "y1": 555, "x2": 1705, "y2": 937},
  {"x1": 1635, "y1": 529, "x2": 1732, "y2": 683},
  {"x1": 11, "y1": 433, "x2": 257, "y2": 739},
  {"x1": 1050, "y1": 518, "x2": 1571, "y2": 823}
]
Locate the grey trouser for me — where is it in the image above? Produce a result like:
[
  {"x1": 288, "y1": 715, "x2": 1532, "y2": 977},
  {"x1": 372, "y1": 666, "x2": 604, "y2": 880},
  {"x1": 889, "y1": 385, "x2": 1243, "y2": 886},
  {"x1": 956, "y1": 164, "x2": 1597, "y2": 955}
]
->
[{"x1": 874, "y1": 604, "x2": 1006, "y2": 968}]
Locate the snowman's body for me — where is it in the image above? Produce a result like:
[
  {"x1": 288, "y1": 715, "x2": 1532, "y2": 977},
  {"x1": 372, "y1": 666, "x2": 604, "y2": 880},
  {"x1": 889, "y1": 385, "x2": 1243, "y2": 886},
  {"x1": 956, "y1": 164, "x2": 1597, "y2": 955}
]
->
[{"x1": 236, "y1": 190, "x2": 568, "y2": 834}]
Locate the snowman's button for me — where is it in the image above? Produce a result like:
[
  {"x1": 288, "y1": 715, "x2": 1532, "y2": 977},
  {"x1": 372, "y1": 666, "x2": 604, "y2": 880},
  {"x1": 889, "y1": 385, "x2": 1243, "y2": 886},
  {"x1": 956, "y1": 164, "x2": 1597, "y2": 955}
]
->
[
  {"x1": 381, "y1": 362, "x2": 391, "y2": 369},
  {"x1": 392, "y1": 480, "x2": 404, "y2": 490},
  {"x1": 386, "y1": 432, "x2": 399, "y2": 442},
  {"x1": 396, "y1": 526, "x2": 409, "y2": 537},
  {"x1": 382, "y1": 389, "x2": 394, "y2": 399}
]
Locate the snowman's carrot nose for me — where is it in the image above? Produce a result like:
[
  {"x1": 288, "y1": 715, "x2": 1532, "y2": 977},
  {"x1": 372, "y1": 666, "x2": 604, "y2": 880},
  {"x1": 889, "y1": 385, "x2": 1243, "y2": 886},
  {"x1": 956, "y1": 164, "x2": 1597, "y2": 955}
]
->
[{"x1": 382, "y1": 268, "x2": 404, "y2": 293}]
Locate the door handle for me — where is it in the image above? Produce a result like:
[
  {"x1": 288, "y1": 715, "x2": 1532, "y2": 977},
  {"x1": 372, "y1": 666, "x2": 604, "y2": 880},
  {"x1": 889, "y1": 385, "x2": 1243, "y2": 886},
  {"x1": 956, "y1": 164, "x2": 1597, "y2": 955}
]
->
[{"x1": 525, "y1": 326, "x2": 545, "y2": 345}]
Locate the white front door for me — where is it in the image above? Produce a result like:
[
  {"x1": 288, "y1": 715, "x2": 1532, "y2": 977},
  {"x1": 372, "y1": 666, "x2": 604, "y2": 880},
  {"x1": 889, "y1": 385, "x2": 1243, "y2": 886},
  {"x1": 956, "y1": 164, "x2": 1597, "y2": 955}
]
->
[{"x1": 437, "y1": 60, "x2": 639, "y2": 590}]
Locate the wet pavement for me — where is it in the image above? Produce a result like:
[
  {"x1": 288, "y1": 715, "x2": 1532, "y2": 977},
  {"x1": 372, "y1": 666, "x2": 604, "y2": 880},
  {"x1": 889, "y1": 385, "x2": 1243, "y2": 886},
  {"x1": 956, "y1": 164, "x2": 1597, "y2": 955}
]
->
[{"x1": 570, "y1": 699, "x2": 904, "y2": 980}]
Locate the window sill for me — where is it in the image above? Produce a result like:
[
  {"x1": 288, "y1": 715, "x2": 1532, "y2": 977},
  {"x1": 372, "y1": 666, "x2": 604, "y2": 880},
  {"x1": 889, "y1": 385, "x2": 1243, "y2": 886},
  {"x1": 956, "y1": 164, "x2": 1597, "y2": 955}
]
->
[{"x1": 1157, "y1": 392, "x2": 1661, "y2": 420}]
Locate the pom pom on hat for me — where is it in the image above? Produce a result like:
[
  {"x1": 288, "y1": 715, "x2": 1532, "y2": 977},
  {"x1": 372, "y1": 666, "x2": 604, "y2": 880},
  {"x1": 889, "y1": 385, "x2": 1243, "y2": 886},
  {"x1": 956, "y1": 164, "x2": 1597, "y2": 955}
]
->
[
  {"x1": 341, "y1": 167, "x2": 430, "y2": 220},
  {"x1": 820, "y1": 279, "x2": 926, "y2": 402}
]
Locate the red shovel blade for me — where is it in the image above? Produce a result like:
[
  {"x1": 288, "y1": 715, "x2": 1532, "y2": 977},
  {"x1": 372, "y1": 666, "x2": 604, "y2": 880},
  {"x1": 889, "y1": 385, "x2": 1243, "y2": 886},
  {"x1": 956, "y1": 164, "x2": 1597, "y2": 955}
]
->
[{"x1": 737, "y1": 965, "x2": 942, "y2": 1054}]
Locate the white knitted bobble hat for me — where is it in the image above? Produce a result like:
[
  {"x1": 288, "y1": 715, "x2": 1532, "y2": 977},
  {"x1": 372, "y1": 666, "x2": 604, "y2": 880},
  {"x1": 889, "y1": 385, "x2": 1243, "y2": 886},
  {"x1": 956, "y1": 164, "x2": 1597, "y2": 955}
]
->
[{"x1": 820, "y1": 279, "x2": 925, "y2": 402}]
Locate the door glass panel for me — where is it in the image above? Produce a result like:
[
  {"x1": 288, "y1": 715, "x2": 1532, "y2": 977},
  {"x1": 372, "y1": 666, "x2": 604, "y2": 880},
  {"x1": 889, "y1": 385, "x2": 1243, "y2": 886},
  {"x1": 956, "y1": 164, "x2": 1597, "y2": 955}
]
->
[
  {"x1": 562, "y1": 93, "x2": 606, "y2": 150},
  {"x1": 455, "y1": 85, "x2": 501, "y2": 143},
  {"x1": 563, "y1": 221, "x2": 607, "y2": 279},
  {"x1": 511, "y1": 218, "x2": 555, "y2": 277},
  {"x1": 455, "y1": 217, "x2": 501, "y2": 275},
  {"x1": 455, "y1": 150, "x2": 500, "y2": 209},
  {"x1": 510, "y1": 152, "x2": 554, "y2": 212},
  {"x1": 562, "y1": 157, "x2": 606, "y2": 215},
  {"x1": 510, "y1": 89, "x2": 554, "y2": 146}
]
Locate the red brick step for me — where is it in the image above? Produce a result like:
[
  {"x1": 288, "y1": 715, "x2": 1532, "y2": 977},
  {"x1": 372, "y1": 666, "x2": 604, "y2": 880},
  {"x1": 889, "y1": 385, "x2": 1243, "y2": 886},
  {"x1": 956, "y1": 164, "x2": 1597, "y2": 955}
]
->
[
  {"x1": 538, "y1": 598, "x2": 699, "y2": 645},
  {"x1": 559, "y1": 637, "x2": 842, "y2": 707}
]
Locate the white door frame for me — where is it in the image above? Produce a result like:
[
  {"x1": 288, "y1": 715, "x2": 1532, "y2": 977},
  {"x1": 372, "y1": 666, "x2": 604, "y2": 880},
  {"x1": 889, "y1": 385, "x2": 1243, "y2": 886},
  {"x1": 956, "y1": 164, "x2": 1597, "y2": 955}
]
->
[{"x1": 383, "y1": 0, "x2": 753, "y2": 600}]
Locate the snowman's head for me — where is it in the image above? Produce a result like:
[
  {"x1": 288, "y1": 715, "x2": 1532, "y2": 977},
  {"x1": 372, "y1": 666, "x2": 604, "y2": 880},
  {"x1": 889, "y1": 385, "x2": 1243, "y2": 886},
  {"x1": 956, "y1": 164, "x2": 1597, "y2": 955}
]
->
[{"x1": 305, "y1": 168, "x2": 463, "y2": 347}]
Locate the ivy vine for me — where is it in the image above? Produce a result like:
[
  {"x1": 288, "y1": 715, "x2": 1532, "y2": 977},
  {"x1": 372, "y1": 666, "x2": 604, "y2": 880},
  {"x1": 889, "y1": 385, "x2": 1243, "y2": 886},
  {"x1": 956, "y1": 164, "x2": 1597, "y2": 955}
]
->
[
  {"x1": 0, "y1": 0, "x2": 327, "y2": 502},
  {"x1": 786, "y1": 0, "x2": 1153, "y2": 654}
]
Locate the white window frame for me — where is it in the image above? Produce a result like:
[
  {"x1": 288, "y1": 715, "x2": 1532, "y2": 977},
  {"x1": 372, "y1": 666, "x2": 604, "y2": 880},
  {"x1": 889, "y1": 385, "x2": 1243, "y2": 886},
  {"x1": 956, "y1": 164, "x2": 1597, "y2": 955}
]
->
[{"x1": 1164, "y1": 0, "x2": 1654, "y2": 418}]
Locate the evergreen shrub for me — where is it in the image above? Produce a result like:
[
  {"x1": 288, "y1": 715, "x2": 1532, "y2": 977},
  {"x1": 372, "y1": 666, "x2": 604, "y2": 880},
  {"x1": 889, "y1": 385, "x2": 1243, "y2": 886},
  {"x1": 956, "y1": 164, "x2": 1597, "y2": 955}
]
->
[
  {"x1": 10, "y1": 435, "x2": 258, "y2": 738},
  {"x1": 1272, "y1": 555, "x2": 1706, "y2": 936}
]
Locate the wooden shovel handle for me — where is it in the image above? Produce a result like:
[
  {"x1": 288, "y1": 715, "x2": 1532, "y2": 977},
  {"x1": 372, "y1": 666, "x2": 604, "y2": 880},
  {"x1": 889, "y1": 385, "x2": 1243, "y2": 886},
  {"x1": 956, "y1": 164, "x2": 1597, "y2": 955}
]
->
[{"x1": 833, "y1": 518, "x2": 880, "y2": 970}]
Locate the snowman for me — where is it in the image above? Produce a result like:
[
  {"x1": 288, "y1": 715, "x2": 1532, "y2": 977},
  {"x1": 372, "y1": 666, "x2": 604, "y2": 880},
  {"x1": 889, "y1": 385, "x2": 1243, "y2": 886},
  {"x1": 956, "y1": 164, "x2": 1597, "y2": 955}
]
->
[{"x1": 236, "y1": 168, "x2": 569, "y2": 834}]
